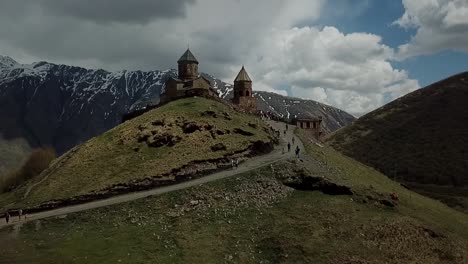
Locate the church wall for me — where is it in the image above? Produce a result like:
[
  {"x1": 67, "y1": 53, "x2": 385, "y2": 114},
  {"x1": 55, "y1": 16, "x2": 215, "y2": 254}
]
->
[{"x1": 178, "y1": 63, "x2": 198, "y2": 80}]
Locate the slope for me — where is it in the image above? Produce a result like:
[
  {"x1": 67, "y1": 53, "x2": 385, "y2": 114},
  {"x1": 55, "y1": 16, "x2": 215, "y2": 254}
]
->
[
  {"x1": 1, "y1": 128, "x2": 467, "y2": 263},
  {"x1": 0, "y1": 97, "x2": 276, "y2": 210},
  {"x1": 327, "y1": 72, "x2": 468, "y2": 210},
  {"x1": 0, "y1": 56, "x2": 355, "y2": 178}
]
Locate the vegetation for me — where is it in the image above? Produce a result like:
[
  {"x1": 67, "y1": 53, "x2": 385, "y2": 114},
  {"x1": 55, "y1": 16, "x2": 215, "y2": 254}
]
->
[
  {"x1": 0, "y1": 136, "x2": 31, "y2": 180},
  {"x1": 0, "y1": 148, "x2": 55, "y2": 193},
  {"x1": 0, "y1": 97, "x2": 274, "y2": 210},
  {"x1": 1, "y1": 141, "x2": 467, "y2": 263},
  {"x1": 327, "y1": 72, "x2": 468, "y2": 210}
]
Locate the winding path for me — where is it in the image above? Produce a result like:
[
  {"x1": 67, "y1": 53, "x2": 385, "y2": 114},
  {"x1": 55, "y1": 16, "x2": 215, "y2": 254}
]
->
[{"x1": 0, "y1": 121, "x2": 304, "y2": 229}]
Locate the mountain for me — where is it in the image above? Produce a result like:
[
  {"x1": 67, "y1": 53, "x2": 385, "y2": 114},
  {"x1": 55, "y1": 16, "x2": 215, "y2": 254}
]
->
[
  {"x1": 211, "y1": 75, "x2": 354, "y2": 132},
  {"x1": 327, "y1": 72, "x2": 468, "y2": 209},
  {"x1": 0, "y1": 55, "x2": 354, "y2": 176}
]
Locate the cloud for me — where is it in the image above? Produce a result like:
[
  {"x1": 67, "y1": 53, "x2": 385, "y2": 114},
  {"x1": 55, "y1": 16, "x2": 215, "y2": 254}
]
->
[
  {"x1": 0, "y1": 0, "x2": 419, "y2": 115},
  {"x1": 0, "y1": 0, "x2": 195, "y2": 24},
  {"x1": 395, "y1": 0, "x2": 468, "y2": 58},
  {"x1": 247, "y1": 26, "x2": 420, "y2": 116}
]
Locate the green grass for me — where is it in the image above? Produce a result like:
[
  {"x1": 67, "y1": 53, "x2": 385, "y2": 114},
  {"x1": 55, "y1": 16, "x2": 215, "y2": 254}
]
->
[
  {"x1": 2, "y1": 122, "x2": 468, "y2": 263},
  {"x1": 326, "y1": 73, "x2": 468, "y2": 211},
  {"x1": 1, "y1": 155, "x2": 468, "y2": 263},
  {"x1": 298, "y1": 129, "x2": 468, "y2": 237},
  {"x1": 0, "y1": 97, "x2": 273, "y2": 210}
]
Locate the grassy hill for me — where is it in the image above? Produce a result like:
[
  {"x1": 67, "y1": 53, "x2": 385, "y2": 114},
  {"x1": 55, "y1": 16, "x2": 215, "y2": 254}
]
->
[
  {"x1": 1, "y1": 129, "x2": 467, "y2": 263},
  {"x1": 0, "y1": 97, "x2": 276, "y2": 210},
  {"x1": 327, "y1": 72, "x2": 468, "y2": 211}
]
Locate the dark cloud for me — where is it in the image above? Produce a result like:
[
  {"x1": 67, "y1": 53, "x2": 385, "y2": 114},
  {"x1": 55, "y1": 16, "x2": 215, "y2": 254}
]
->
[{"x1": 40, "y1": 0, "x2": 196, "y2": 24}]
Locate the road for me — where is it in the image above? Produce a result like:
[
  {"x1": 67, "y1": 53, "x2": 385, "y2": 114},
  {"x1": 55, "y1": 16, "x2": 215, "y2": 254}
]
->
[{"x1": 0, "y1": 121, "x2": 304, "y2": 229}]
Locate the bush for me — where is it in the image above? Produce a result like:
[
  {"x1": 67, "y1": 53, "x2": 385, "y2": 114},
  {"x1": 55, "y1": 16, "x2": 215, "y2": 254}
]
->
[{"x1": 0, "y1": 147, "x2": 56, "y2": 193}]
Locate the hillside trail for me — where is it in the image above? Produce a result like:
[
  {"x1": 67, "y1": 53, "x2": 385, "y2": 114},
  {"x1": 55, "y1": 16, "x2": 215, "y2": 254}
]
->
[{"x1": 0, "y1": 120, "x2": 304, "y2": 229}]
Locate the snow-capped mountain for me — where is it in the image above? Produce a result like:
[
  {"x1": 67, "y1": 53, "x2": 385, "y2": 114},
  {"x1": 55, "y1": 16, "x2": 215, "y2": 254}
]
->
[
  {"x1": 207, "y1": 73, "x2": 355, "y2": 132},
  {"x1": 0, "y1": 55, "x2": 354, "y2": 175}
]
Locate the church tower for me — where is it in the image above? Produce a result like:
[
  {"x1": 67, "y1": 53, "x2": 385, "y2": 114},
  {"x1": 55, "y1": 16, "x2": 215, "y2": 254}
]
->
[
  {"x1": 233, "y1": 66, "x2": 256, "y2": 111},
  {"x1": 177, "y1": 49, "x2": 199, "y2": 81}
]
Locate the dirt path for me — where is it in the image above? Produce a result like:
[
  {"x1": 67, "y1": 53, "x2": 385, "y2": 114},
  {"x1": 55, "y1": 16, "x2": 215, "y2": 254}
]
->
[{"x1": 0, "y1": 121, "x2": 304, "y2": 229}]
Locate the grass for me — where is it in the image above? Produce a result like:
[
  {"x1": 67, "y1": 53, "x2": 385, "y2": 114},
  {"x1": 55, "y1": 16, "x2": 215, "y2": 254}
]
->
[
  {"x1": 326, "y1": 72, "x2": 468, "y2": 211},
  {"x1": 1, "y1": 133, "x2": 468, "y2": 263},
  {"x1": 0, "y1": 97, "x2": 273, "y2": 210},
  {"x1": 298, "y1": 129, "x2": 468, "y2": 237}
]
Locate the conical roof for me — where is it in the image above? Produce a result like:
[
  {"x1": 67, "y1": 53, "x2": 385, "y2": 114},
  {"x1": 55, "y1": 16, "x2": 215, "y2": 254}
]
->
[
  {"x1": 177, "y1": 49, "x2": 199, "y2": 64},
  {"x1": 235, "y1": 66, "x2": 252, "y2": 82}
]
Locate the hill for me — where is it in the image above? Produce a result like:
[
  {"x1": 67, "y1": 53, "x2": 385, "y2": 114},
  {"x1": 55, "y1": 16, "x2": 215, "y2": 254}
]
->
[
  {"x1": 0, "y1": 55, "x2": 354, "y2": 177},
  {"x1": 327, "y1": 72, "x2": 468, "y2": 210},
  {"x1": 0, "y1": 97, "x2": 277, "y2": 210},
  {"x1": 1, "y1": 128, "x2": 467, "y2": 263}
]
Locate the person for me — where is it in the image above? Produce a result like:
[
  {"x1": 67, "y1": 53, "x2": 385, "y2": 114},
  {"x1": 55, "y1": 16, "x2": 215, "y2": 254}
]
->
[
  {"x1": 286, "y1": 124, "x2": 289, "y2": 131},
  {"x1": 295, "y1": 146, "x2": 300, "y2": 158},
  {"x1": 18, "y1": 209, "x2": 23, "y2": 221},
  {"x1": 231, "y1": 159, "x2": 235, "y2": 169},
  {"x1": 235, "y1": 159, "x2": 239, "y2": 169},
  {"x1": 287, "y1": 142, "x2": 291, "y2": 152},
  {"x1": 292, "y1": 137, "x2": 295, "y2": 145},
  {"x1": 5, "y1": 211, "x2": 10, "y2": 224},
  {"x1": 284, "y1": 130, "x2": 286, "y2": 135}
]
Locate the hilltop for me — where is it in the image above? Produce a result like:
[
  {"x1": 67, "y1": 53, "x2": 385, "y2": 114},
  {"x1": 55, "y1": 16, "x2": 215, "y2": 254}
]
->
[
  {"x1": 0, "y1": 97, "x2": 277, "y2": 210},
  {"x1": 327, "y1": 72, "x2": 468, "y2": 211},
  {"x1": 1, "y1": 127, "x2": 467, "y2": 263},
  {"x1": 0, "y1": 56, "x2": 354, "y2": 178}
]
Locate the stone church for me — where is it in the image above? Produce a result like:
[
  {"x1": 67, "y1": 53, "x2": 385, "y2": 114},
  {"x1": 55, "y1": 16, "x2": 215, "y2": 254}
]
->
[
  {"x1": 232, "y1": 66, "x2": 256, "y2": 112},
  {"x1": 160, "y1": 49, "x2": 256, "y2": 112},
  {"x1": 160, "y1": 49, "x2": 217, "y2": 104}
]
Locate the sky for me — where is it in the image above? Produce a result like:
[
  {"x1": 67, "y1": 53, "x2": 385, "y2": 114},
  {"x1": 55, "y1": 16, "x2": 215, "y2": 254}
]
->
[{"x1": 0, "y1": 0, "x2": 467, "y2": 116}]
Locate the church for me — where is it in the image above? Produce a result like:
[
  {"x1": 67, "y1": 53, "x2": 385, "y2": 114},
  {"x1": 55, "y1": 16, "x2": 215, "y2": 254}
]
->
[
  {"x1": 160, "y1": 49, "x2": 256, "y2": 112},
  {"x1": 160, "y1": 49, "x2": 216, "y2": 104}
]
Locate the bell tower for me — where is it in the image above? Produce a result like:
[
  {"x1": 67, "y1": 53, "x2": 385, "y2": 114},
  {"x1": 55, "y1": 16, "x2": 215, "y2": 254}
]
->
[
  {"x1": 233, "y1": 66, "x2": 256, "y2": 111},
  {"x1": 177, "y1": 49, "x2": 199, "y2": 81}
]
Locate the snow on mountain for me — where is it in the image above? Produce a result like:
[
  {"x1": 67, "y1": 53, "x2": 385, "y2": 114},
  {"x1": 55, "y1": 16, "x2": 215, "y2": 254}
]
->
[{"x1": 0, "y1": 57, "x2": 354, "y2": 170}]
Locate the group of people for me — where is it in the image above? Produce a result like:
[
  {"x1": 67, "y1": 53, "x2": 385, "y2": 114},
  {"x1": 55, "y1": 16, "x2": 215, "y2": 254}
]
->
[
  {"x1": 286, "y1": 141, "x2": 301, "y2": 158},
  {"x1": 282, "y1": 124, "x2": 301, "y2": 158},
  {"x1": 3, "y1": 209, "x2": 24, "y2": 224},
  {"x1": 231, "y1": 159, "x2": 240, "y2": 169},
  {"x1": 258, "y1": 110, "x2": 285, "y2": 122}
]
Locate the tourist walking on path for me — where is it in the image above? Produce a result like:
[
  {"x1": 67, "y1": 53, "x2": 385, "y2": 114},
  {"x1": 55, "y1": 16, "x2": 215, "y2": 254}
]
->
[
  {"x1": 292, "y1": 137, "x2": 295, "y2": 145},
  {"x1": 5, "y1": 211, "x2": 10, "y2": 224},
  {"x1": 235, "y1": 159, "x2": 239, "y2": 169},
  {"x1": 231, "y1": 159, "x2": 235, "y2": 169},
  {"x1": 295, "y1": 146, "x2": 301, "y2": 158},
  {"x1": 287, "y1": 142, "x2": 291, "y2": 152},
  {"x1": 286, "y1": 124, "x2": 289, "y2": 131},
  {"x1": 18, "y1": 209, "x2": 23, "y2": 221}
]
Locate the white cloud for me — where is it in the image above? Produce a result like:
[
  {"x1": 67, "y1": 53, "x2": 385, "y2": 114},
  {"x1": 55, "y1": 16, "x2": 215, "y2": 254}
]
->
[
  {"x1": 246, "y1": 26, "x2": 420, "y2": 116},
  {"x1": 395, "y1": 0, "x2": 468, "y2": 58},
  {"x1": 0, "y1": 0, "x2": 420, "y2": 116}
]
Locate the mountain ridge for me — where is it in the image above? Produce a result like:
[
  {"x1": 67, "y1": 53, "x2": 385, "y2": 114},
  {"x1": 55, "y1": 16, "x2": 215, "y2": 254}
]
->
[{"x1": 0, "y1": 55, "x2": 354, "y2": 176}]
